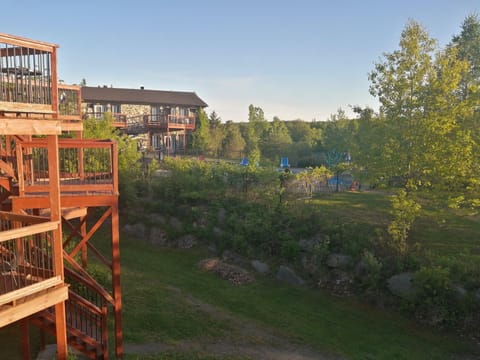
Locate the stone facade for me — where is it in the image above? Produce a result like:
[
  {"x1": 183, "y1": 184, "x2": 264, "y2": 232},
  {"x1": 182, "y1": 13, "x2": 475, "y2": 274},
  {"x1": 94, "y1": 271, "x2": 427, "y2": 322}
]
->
[{"x1": 121, "y1": 104, "x2": 151, "y2": 119}]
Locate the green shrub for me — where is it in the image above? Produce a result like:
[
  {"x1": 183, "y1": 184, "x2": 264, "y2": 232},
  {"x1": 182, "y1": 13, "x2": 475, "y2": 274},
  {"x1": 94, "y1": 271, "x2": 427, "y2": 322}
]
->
[{"x1": 281, "y1": 240, "x2": 301, "y2": 262}]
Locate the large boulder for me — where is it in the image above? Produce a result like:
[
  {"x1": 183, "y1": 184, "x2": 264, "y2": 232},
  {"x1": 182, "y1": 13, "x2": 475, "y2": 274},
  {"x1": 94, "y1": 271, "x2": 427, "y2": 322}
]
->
[
  {"x1": 387, "y1": 273, "x2": 416, "y2": 299},
  {"x1": 123, "y1": 223, "x2": 146, "y2": 239},
  {"x1": 251, "y1": 260, "x2": 269, "y2": 274},
  {"x1": 169, "y1": 217, "x2": 183, "y2": 231},
  {"x1": 276, "y1": 265, "x2": 305, "y2": 286},
  {"x1": 298, "y1": 234, "x2": 326, "y2": 252},
  {"x1": 149, "y1": 226, "x2": 168, "y2": 246},
  {"x1": 326, "y1": 254, "x2": 352, "y2": 269},
  {"x1": 150, "y1": 213, "x2": 166, "y2": 225},
  {"x1": 301, "y1": 254, "x2": 319, "y2": 275}
]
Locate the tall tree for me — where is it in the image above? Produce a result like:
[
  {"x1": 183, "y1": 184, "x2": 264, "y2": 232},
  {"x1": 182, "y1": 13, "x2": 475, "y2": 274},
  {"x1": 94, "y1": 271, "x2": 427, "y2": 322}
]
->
[
  {"x1": 369, "y1": 20, "x2": 437, "y2": 189},
  {"x1": 450, "y1": 14, "x2": 480, "y2": 195},
  {"x1": 368, "y1": 19, "x2": 475, "y2": 191},
  {"x1": 245, "y1": 104, "x2": 267, "y2": 165},
  {"x1": 451, "y1": 14, "x2": 480, "y2": 100},
  {"x1": 208, "y1": 110, "x2": 222, "y2": 129},
  {"x1": 192, "y1": 108, "x2": 209, "y2": 154},
  {"x1": 222, "y1": 121, "x2": 246, "y2": 159},
  {"x1": 261, "y1": 116, "x2": 293, "y2": 160}
]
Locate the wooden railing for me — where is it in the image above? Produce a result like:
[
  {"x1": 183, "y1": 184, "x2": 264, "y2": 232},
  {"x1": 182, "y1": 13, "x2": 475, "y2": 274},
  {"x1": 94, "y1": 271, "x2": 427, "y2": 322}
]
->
[
  {"x1": 84, "y1": 112, "x2": 127, "y2": 127},
  {"x1": 128, "y1": 114, "x2": 196, "y2": 129},
  {"x1": 0, "y1": 33, "x2": 57, "y2": 114},
  {"x1": 0, "y1": 211, "x2": 60, "y2": 301},
  {"x1": 16, "y1": 138, "x2": 118, "y2": 196},
  {"x1": 64, "y1": 268, "x2": 109, "y2": 358}
]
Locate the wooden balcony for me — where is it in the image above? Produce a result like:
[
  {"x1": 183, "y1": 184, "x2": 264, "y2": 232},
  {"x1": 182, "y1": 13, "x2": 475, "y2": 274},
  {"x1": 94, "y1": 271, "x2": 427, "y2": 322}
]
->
[
  {"x1": 11, "y1": 138, "x2": 118, "y2": 209},
  {"x1": 0, "y1": 211, "x2": 67, "y2": 328},
  {"x1": 84, "y1": 112, "x2": 127, "y2": 128},
  {"x1": 0, "y1": 33, "x2": 58, "y2": 116},
  {"x1": 129, "y1": 114, "x2": 196, "y2": 131}
]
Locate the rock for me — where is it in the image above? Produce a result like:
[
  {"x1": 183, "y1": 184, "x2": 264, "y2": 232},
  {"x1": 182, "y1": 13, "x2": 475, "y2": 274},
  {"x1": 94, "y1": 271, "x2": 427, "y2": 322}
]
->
[
  {"x1": 326, "y1": 254, "x2": 352, "y2": 269},
  {"x1": 212, "y1": 227, "x2": 223, "y2": 238},
  {"x1": 123, "y1": 223, "x2": 146, "y2": 238},
  {"x1": 149, "y1": 227, "x2": 168, "y2": 246},
  {"x1": 298, "y1": 234, "x2": 325, "y2": 252},
  {"x1": 387, "y1": 272, "x2": 415, "y2": 299},
  {"x1": 150, "y1": 213, "x2": 166, "y2": 225},
  {"x1": 301, "y1": 254, "x2": 319, "y2": 275},
  {"x1": 169, "y1": 217, "x2": 182, "y2": 230},
  {"x1": 217, "y1": 208, "x2": 227, "y2": 224},
  {"x1": 199, "y1": 258, "x2": 255, "y2": 285},
  {"x1": 251, "y1": 260, "x2": 269, "y2": 274},
  {"x1": 298, "y1": 239, "x2": 316, "y2": 252},
  {"x1": 276, "y1": 265, "x2": 305, "y2": 286},
  {"x1": 354, "y1": 260, "x2": 369, "y2": 278},
  {"x1": 452, "y1": 284, "x2": 467, "y2": 299},
  {"x1": 176, "y1": 234, "x2": 197, "y2": 249}
]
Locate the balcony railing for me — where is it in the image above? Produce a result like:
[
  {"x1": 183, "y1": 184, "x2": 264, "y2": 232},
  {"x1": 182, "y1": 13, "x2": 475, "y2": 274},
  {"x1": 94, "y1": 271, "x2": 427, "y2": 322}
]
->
[
  {"x1": 0, "y1": 211, "x2": 60, "y2": 301},
  {"x1": 0, "y1": 33, "x2": 57, "y2": 114},
  {"x1": 16, "y1": 138, "x2": 118, "y2": 196},
  {"x1": 84, "y1": 112, "x2": 127, "y2": 128},
  {"x1": 128, "y1": 114, "x2": 196, "y2": 130}
]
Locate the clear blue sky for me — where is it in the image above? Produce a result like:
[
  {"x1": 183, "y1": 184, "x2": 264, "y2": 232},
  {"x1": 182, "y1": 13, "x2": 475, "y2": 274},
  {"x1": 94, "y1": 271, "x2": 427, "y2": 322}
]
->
[{"x1": 3, "y1": 0, "x2": 479, "y2": 122}]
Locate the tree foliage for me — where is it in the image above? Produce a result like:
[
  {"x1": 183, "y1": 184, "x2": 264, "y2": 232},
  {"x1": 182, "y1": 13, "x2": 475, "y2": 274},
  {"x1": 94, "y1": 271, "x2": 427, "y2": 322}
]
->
[
  {"x1": 368, "y1": 20, "x2": 476, "y2": 192},
  {"x1": 192, "y1": 108, "x2": 209, "y2": 153}
]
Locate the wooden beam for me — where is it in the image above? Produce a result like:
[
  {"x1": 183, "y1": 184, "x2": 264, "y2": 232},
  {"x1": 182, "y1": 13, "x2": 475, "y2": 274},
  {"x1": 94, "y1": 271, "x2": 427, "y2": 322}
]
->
[
  {"x1": 0, "y1": 32, "x2": 58, "y2": 53},
  {"x1": 0, "y1": 102, "x2": 54, "y2": 114},
  {"x1": 0, "y1": 276, "x2": 62, "y2": 307},
  {"x1": 0, "y1": 119, "x2": 61, "y2": 135},
  {"x1": 39, "y1": 207, "x2": 87, "y2": 220},
  {"x1": 0, "y1": 211, "x2": 49, "y2": 223},
  {"x1": 59, "y1": 121, "x2": 83, "y2": 132},
  {"x1": 10, "y1": 195, "x2": 118, "y2": 210},
  {"x1": 0, "y1": 221, "x2": 59, "y2": 243},
  {"x1": 0, "y1": 285, "x2": 68, "y2": 328}
]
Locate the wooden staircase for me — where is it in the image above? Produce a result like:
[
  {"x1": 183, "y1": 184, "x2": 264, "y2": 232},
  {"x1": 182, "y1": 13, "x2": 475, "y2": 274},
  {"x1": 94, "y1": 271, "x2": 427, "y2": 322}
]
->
[{"x1": 0, "y1": 135, "x2": 122, "y2": 359}]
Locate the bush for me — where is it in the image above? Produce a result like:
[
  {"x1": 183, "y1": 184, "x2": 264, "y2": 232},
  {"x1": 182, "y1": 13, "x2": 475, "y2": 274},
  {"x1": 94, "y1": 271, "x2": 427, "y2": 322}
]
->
[{"x1": 412, "y1": 266, "x2": 457, "y2": 327}]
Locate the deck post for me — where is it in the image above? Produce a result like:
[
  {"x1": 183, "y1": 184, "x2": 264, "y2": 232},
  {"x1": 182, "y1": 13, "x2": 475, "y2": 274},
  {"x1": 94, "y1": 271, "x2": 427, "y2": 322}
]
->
[
  {"x1": 47, "y1": 135, "x2": 68, "y2": 360},
  {"x1": 111, "y1": 204, "x2": 123, "y2": 358}
]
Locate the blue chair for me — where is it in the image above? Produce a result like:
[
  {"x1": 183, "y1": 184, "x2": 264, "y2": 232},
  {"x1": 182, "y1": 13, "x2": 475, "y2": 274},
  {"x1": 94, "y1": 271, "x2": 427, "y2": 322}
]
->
[
  {"x1": 240, "y1": 157, "x2": 249, "y2": 166},
  {"x1": 280, "y1": 157, "x2": 290, "y2": 168}
]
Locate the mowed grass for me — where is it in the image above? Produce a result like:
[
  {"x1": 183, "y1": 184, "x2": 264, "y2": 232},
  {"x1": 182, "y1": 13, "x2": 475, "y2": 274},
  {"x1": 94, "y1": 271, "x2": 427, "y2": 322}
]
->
[
  {"x1": 312, "y1": 190, "x2": 480, "y2": 261},
  {"x1": 118, "y1": 233, "x2": 478, "y2": 360}
]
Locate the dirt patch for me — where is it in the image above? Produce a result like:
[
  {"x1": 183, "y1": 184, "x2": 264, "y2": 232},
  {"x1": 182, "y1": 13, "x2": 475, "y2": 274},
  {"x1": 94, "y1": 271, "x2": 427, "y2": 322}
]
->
[{"x1": 124, "y1": 287, "x2": 344, "y2": 360}]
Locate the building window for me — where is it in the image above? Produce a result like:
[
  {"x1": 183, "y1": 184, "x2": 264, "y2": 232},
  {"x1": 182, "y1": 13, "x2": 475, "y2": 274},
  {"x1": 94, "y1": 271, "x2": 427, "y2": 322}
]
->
[
  {"x1": 94, "y1": 104, "x2": 104, "y2": 118},
  {"x1": 111, "y1": 104, "x2": 121, "y2": 114}
]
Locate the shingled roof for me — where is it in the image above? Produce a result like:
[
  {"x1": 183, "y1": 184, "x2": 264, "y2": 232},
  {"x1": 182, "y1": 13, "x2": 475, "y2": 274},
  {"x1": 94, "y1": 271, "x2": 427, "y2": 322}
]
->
[{"x1": 81, "y1": 86, "x2": 208, "y2": 107}]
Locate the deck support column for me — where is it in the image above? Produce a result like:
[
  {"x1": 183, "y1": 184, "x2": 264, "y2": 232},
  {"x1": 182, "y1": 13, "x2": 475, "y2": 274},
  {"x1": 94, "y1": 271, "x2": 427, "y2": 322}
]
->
[
  {"x1": 47, "y1": 135, "x2": 68, "y2": 360},
  {"x1": 111, "y1": 204, "x2": 123, "y2": 359}
]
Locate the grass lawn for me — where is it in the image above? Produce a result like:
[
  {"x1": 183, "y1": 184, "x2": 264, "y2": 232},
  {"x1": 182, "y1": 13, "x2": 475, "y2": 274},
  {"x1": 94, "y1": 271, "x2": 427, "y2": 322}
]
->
[
  {"x1": 312, "y1": 191, "x2": 480, "y2": 268},
  {"x1": 1, "y1": 190, "x2": 479, "y2": 359},
  {"x1": 118, "y1": 232, "x2": 478, "y2": 360}
]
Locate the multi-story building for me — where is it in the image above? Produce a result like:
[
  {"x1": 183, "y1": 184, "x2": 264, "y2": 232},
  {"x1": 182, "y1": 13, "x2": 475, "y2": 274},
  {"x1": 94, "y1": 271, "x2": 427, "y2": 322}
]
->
[{"x1": 82, "y1": 86, "x2": 208, "y2": 155}]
